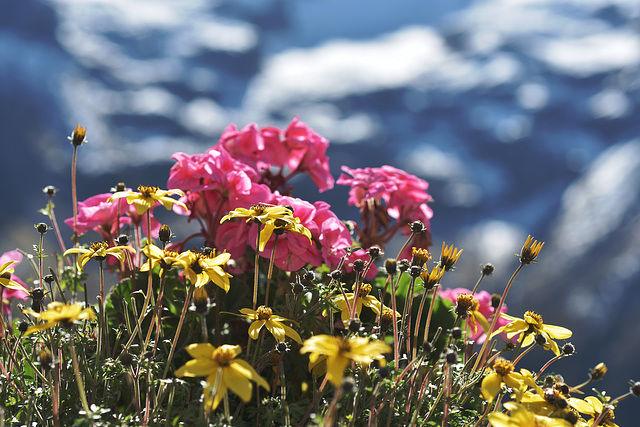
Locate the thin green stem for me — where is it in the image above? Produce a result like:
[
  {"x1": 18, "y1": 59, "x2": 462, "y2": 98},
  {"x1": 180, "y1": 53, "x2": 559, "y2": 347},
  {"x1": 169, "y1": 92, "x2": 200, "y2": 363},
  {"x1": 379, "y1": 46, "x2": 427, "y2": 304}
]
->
[{"x1": 163, "y1": 284, "x2": 195, "y2": 378}]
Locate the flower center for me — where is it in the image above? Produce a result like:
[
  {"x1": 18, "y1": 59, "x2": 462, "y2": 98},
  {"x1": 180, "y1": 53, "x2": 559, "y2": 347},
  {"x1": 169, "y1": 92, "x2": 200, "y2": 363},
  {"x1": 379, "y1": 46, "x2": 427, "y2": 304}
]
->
[
  {"x1": 493, "y1": 358, "x2": 515, "y2": 376},
  {"x1": 0, "y1": 272, "x2": 11, "y2": 280},
  {"x1": 524, "y1": 310, "x2": 543, "y2": 326},
  {"x1": 90, "y1": 242, "x2": 109, "y2": 252},
  {"x1": 411, "y1": 247, "x2": 431, "y2": 265},
  {"x1": 137, "y1": 185, "x2": 159, "y2": 198},
  {"x1": 353, "y1": 283, "x2": 372, "y2": 297},
  {"x1": 256, "y1": 305, "x2": 273, "y2": 320},
  {"x1": 455, "y1": 293, "x2": 477, "y2": 317},
  {"x1": 251, "y1": 204, "x2": 268, "y2": 215},
  {"x1": 213, "y1": 347, "x2": 236, "y2": 366}
]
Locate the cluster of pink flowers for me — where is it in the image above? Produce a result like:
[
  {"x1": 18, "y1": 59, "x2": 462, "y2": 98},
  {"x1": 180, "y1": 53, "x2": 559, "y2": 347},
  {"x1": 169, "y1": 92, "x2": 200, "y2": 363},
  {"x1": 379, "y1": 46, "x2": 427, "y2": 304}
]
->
[
  {"x1": 0, "y1": 250, "x2": 28, "y2": 317},
  {"x1": 65, "y1": 117, "x2": 431, "y2": 275},
  {"x1": 439, "y1": 287, "x2": 511, "y2": 344},
  {"x1": 337, "y1": 165, "x2": 433, "y2": 252}
]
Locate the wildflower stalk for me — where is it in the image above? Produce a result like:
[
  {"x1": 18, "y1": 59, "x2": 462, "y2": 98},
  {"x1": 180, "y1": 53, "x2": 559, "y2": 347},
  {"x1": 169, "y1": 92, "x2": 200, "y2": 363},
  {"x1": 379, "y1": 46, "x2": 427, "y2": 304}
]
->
[
  {"x1": 413, "y1": 284, "x2": 436, "y2": 360},
  {"x1": 71, "y1": 145, "x2": 80, "y2": 248},
  {"x1": 264, "y1": 234, "x2": 279, "y2": 307},
  {"x1": 473, "y1": 263, "x2": 524, "y2": 373},
  {"x1": 69, "y1": 334, "x2": 92, "y2": 424},
  {"x1": 279, "y1": 356, "x2": 291, "y2": 427},
  {"x1": 535, "y1": 354, "x2": 565, "y2": 380},
  {"x1": 389, "y1": 270, "x2": 401, "y2": 370},
  {"x1": 253, "y1": 223, "x2": 262, "y2": 311},
  {"x1": 43, "y1": 189, "x2": 69, "y2": 260},
  {"x1": 421, "y1": 285, "x2": 440, "y2": 350},
  {"x1": 162, "y1": 283, "x2": 194, "y2": 378}
]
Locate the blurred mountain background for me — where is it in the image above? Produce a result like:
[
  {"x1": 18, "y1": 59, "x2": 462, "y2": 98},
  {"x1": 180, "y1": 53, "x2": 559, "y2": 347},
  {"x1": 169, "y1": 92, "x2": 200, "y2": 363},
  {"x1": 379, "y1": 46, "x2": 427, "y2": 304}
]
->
[{"x1": 2, "y1": 0, "x2": 639, "y2": 422}]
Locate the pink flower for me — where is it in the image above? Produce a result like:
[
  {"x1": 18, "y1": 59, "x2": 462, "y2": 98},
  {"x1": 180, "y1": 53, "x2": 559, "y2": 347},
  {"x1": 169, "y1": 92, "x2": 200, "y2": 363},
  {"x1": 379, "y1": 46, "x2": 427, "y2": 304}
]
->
[
  {"x1": 313, "y1": 201, "x2": 353, "y2": 268},
  {"x1": 65, "y1": 193, "x2": 160, "y2": 240},
  {"x1": 0, "y1": 250, "x2": 28, "y2": 316},
  {"x1": 337, "y1": 165, "x2": 433, "y2": 249},
  {"x1": 282, "y1": 117, "x2": 334, "y2": 192},
  {"x1": 215, "y1": 117, "x2": 335, "y2": 192},
  {"x1": 439, "y1": 288, "x2": 510, "y2": 344},
  {"x1": 65, "y1": 193, "x2": 132, "y2": 240}
]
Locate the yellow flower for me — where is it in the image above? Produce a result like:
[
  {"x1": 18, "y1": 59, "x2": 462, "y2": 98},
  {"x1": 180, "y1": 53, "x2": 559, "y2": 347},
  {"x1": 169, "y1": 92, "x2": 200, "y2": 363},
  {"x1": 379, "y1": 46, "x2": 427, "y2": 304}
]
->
[
  {"x1": 481, "y1": 358, "x2": 527, "y2": 403},
  {"x1": 488, "y1": 401, "x2": 573, "y2": 427},
  {"x1": 220, "y1": 204, "x2": 312, "y2": 252},
  {"x1": 492, "y1": 311, "x2": 572, "y2": 356},
  {"x1": 175, "y1": 343, "x2": 269, "y2": 411},
  {"x1": 220, "y1": 204, "x2": 294, "y2": 225},
  {"x1": 24, "y1": 301, "x2": 96, "y2": 335},
  {"x1": 68, "y1": 124, "x2": 87, "y2": 146},
  {"x1": 323, "y1": 283, "x2": 398, "y2": 325},
  {"x1": 300, "y1": 335, "x2": 391, "y2": 386},
  {"x1": 440, "y1": 242, "x2": 463, "y2": 271},
  {"x1": 109, "y1": 185, "x2": 187, "y2": 215},
  {"x1": 139, "y1": 244, "x2": 187, "y2": 272},
  {"x1": 420, "y1": 264, "x2": 444, "y2": 289},
  {"x1": 179, "y1": 249, "x2": 232, "y2": 291},
  {"x1": 455, "y1": 294, "x2": 490, "y2": 337},
  {"x1": 0, "y1": 260, "x2": 29, "y2": 294},
  {"x1": 571, "y1": 396, "x2": 619, "y2": 427},
  {"x1": 63, "y1": 241, "x2": 136, "y2": 272},
  {"x1": 230, "y1": 306, "x2": 302, "y2": 344},
  {"x1": 519, "y1": 235, "x2": 545, "y2": 265}
]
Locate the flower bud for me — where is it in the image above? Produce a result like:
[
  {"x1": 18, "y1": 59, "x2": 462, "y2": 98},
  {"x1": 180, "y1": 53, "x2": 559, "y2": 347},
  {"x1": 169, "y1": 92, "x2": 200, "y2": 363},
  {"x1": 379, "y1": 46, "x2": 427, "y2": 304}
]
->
[
  {"x1": 111, "y1": 182, "x2": 126, "y2": 193},
  {"x1": 384, "y1": 259, "x2": 397, "y2": 275},
  {"x1": 535, "y1": 333, "x2": 548, "y2": 346},
  {"x1": 351, "y1": 259, "x2": 365, "y2": 273},
  {"x1": 368, "y1": 246, "x2": 382, "y2": 259},
  {"x1": 69, "y1": 124, "x2": 87, "y2": 146},
  {"x1": 43, "y1": 186, "x2": 57, "y2": 197},
  {"x1": 348, "y1": 319, "x2": 361, "y2": 333},
  {"x1": 482, "y1": 263, "x2": 495, "y2": 276},
  {"x1": 590, "y1": 363, "x2": 607, "y2": 381},
  {"x1": 330, "y1": 270, "x2": 342, "y2": 281},
  {"x1": 38, "y1": 349, "x2": 53, "y2": 372},
  {"x1": 18, "y1": 322, "x2": 29, "y2": 333},
  {"x1": 116, "y1": 234, "x2": 129, "y2": 246},
  {"x1": 276, "y1": 342, "x2": 288, "y2": 353},
  {"x1": 410, "y1": 221, "x2": 426, "y2": 234},
  {"x1": 342, "y1": 377, "x2": 356, "y2": 393},
  {"x1": 158, "y1": 225, "x2": 172, "y2": 243},
  {"x1": 630, "y1": 381, "x2": 640, "y2": 397},
  {"x1": 562, "y1": 343, "x2": 575, "y2": 355},
  {"x1": 409, "y1": 265, "x2": 423, "y2": 278},
  {"x1": 43, "y1": 274, "x2": 54, "y2": 285},
  {"x1": 379, "y1": 366, "x2": 390, "y2": 378},
  {"x1": 398, "y1": 259, "x2": 410, "y2": 273},
  {"x1": 491, "y1": 294, "x2": 501, "y2": 310},
  {"x1": 35, "y1": 223, "x2": 48, "y2": 234},
  {"x1": 451, "y1": 327, "x2": 462, "y2": 340},
  {"x1": 445, "y1": 349, "x2": 457, "y2": 364},
  {"x1": 292, "y1": 282, "x2": 304, "y2": 295},
  {"x1": 120, "y1": 352, "x2": 135, "y2": 367}
]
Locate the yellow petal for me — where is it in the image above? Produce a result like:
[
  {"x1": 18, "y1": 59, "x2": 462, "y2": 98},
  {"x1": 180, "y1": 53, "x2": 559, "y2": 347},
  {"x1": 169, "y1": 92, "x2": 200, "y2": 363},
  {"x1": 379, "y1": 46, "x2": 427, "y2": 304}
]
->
[
  {"x1": 481, "y1": 372, "x2": 502, "y2": 403},
  {"x1": 233, "y1": 359, "x2": 270, "y2": 392},
  {"x1": 224, "y1": 364, "x2": 253, "y2": 402},
  {"x1": 325, "y1": 355, "x2": 350, "y2": 387},
  {"x1": 185, "y1": 343, "x2": 216, "y2": 359},
  {"x1": 174, "y1": 358, "x2": 217, "y2": 378},
  {"x1": 541, "y1": 324, "x2": 572, "y2": 339},
  {"x1": 265, "y1": 320, "x2": 286, "y2": 342},
  {"x1": 281, "y1": 323, "x2": 303, "y2": 345},
  {"x1": 248, "y1": 320, "x2": 265, "y2": 340}
]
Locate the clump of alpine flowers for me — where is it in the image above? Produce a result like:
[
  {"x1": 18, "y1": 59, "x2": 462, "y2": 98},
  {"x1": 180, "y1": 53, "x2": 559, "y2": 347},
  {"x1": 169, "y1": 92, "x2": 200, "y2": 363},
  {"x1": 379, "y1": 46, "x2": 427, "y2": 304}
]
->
[{"x1": 0, "y1": 121, "x2": 636, "y2": 427}]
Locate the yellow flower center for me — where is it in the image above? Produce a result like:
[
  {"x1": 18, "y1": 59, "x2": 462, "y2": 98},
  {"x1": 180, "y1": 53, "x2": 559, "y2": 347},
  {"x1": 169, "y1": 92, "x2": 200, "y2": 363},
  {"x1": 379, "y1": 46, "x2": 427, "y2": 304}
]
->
[
  {"x1": 137, "y1": 185, "x2": 159, "y2": 198},
  {"x1": 256, "y1": 305, "x2": 273, "y2": 320},
  {"x1": 213, "y1": 347, "x2": 236, "y2": 366},
  {"x1": 524, "y1": 310, "x2": 543, "y2": 327},
  {"x1": 411, "y1": 247, "x2": 431, "y2": 265},
  {"x1": 456, "y1": 294, "x2": 476, "y2": 312},
  {"x1": 493, "y1": 358, "x2": 515, "y2": 377},
  {"x1": 251, "y1": 204, "x2": 268, "y2": 215},
  {"x1": 90, "y1": 242, "x2": 109, "y2": 252},
  {"x1": 352, "y1": 283, "x2": 372, "y2": 297}
]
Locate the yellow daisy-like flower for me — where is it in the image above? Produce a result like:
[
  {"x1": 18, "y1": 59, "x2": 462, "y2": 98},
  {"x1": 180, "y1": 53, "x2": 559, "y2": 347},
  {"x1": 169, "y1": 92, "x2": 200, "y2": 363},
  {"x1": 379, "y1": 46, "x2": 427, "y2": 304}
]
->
[
  {"x1": 229, "y1": 305, "x2": 302, "y2": 345},
  {"x1": 63, "y1": 241, "x2": 136, "y2": 272},
  {"x1": 179, "y1": 249, "x2": 232, "y2": 291},
  {"x1": 139, "y1": 244, "x2": 187, "y2": 272},
  {"x1": 455, "y1": 294, "x2": 490, "y2": 337},
  {"x1": 420, "y1": 264, "x2": 444, "y2": 290},
  {"x1": 109, "y1": 185, "x2": 187, "y2": 215},
  {"x1": 488, "y1": 401, "x2": 573, "y2": 427},
  {"x1": 323, "y1": 283, "x2": 398, "y2": 325},
  {"x1": 519, "y1": 235, "x2": 545, "y2": 265},
  {"x1": 220, "y1": 204, "x2": 294, "y2": 225},
  {"x1": 440, "y1": 242, "x2": 463, "y2": 271},
  {"x1": 492, "y1": 311, "x2": 572, "y2": 356},
  {"x1": 0, "y1": 260, "x2": 29, "y2": 294},
  {"x1": 571, "y1": 396, "x2": 619, "y2": 427},
  {"x1": 220, "y1": 204, "x2": 312, "y2": 252},
  {"x1": 24, "y1": 301, "x2": 96, "y2": 335},
  {"x1": 300, "y1": 335, "x2": 391, "y2": 387},
  {"x1": 175, "y1": 343, "x2": 269, "y2": 412},
  {"x1": 481, "y1": 358, "x2": 527, "y2": 403}
]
